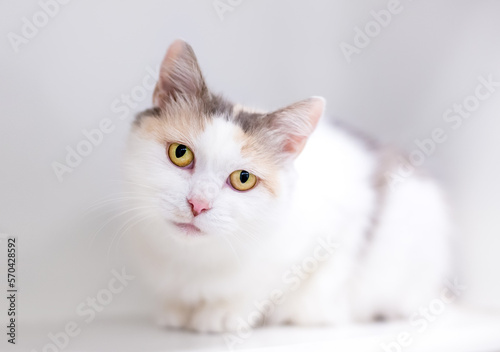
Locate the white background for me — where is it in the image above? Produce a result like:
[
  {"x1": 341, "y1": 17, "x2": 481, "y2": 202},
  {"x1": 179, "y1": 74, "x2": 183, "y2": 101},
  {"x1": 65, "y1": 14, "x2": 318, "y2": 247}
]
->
[{"x1": 0, "y1": 0, "x2": 499, "y2": 333}]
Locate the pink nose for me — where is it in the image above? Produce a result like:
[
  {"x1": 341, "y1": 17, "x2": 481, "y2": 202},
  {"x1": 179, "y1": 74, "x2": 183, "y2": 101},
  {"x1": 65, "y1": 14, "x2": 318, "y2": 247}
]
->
[{"x1": 188, "y1": 197, "x2": 210, "y2": 216}]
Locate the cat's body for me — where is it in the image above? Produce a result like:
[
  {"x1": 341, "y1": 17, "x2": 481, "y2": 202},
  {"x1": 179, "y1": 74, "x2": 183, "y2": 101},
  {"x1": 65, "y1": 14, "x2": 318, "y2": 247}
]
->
[{"x1": 124, "y1": 40, "x2": 450, "y2": 332}]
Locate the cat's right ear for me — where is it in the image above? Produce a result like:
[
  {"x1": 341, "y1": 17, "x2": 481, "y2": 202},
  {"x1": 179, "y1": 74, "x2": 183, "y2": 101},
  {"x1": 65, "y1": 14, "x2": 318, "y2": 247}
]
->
[{"x1": 153, "y1": 40, "x2": 208, "y2": 107}]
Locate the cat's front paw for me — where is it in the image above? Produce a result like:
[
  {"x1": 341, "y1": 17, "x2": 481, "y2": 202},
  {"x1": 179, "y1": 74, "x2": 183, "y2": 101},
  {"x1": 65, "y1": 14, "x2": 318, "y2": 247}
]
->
[
  {"x1": 157, "y1": 301, "x2": 191, "y2": 330},
  {"x1": 187, "y1": 301, "x2": 250, "y2": 333}
]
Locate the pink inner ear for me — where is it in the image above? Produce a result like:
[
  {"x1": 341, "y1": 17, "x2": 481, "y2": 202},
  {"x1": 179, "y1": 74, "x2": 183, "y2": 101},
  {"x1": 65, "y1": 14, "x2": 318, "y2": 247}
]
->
[
  {"x1": 284, "y1": 135, "x2": 308, "y2": 154},
  {"x1": 283, "y1": 96, "x2": 325, "y2": 156}
]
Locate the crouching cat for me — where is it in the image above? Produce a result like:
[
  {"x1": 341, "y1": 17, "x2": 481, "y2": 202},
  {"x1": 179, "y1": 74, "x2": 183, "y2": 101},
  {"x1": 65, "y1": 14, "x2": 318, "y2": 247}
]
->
[{"x1": 123, "y1": 40, "x2": 451, "y2": 332}]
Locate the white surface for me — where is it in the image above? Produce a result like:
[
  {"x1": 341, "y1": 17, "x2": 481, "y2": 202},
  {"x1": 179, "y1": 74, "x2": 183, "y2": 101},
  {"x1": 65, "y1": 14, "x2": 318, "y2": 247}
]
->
[{"x1": 10, "y1": 307, "x2": 500, "y2": 352}]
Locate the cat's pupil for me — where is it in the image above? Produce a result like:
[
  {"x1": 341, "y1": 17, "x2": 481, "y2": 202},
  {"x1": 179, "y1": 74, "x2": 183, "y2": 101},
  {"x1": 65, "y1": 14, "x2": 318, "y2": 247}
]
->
[
  {"x1": 240, "y1": 171, "x2": 250, "y2": 183},
  {"x1": 175, "y1": 145, "x2": 187, "y2": 158}
]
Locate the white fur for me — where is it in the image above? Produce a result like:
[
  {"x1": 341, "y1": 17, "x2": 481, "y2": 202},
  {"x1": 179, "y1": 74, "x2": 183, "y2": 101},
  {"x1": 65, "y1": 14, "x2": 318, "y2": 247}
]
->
[{"x1": 123, "y1": 116, "x2": 451, "y2": 332}]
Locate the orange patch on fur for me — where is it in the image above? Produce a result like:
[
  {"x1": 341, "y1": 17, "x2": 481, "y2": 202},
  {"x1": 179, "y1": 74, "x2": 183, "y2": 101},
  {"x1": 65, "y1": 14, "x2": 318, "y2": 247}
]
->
[
  {"x1": 235, "y1": 127, "x2": 280, "y2": 197},
  {"x1": 136, "y1": 99, "x2": 207, "y2": 150}
]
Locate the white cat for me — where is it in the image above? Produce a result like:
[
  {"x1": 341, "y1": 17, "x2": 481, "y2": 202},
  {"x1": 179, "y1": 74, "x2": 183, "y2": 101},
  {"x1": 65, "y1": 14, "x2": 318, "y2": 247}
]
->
[{"x1": 123, "y1": 40, "x2": 451, "y2": 333}]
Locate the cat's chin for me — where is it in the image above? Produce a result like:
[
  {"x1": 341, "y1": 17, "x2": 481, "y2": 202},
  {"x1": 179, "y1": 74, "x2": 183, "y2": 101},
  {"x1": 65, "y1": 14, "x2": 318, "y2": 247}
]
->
[
  {"x1": 163, "y1": 219, "x2": 210, "y2": 242},
  {"x1": 172, "y1": 221, "x2": 203, "y2": 236}
]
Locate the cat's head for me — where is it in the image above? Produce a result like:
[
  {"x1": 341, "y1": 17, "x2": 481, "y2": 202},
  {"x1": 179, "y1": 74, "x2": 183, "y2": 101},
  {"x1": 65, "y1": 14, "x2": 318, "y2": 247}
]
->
[{"x1": 124, "y1": 40, "x2": 324, "y2": 244}]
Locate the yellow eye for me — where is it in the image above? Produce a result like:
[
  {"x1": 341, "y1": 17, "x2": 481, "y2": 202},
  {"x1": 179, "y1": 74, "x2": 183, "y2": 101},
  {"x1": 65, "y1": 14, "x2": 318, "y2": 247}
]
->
[
  {"x1": 168, "y1": 143, "x2": 194, "y2": 168},
  {"x1": 229, "y1": 170, "x2": 257, "y2": 191}
]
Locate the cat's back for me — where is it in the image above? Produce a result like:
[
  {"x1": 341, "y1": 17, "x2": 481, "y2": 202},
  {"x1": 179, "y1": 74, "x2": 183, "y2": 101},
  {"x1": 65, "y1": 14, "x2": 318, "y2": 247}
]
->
[
  {"x1": 294, "y1": 120, "x2": 378, "y2": 213},
  {"x1": 285, "y1": 120, "x2": 379, "y2": 246}
]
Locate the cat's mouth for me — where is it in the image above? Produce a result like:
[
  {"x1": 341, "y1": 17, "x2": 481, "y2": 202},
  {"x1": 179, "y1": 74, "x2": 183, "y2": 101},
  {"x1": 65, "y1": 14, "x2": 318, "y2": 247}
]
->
[{"x1": 173, "y1": 221, "x2": 202, "y2": 235}]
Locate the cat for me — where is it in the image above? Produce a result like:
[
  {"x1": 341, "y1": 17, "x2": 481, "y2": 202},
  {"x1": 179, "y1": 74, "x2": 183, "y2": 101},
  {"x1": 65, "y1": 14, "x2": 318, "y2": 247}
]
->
[{"x1": 123, "y1": 39, "x2": 451, "y2": 333}]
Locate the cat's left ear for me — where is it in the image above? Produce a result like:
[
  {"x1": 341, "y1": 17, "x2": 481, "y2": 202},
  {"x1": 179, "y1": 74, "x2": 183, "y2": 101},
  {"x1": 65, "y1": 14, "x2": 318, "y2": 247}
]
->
[
  {"x1": 266, "y1": 96, "x2": 325, "y2": 157},
  {"x1": 153, "y1": 39, "x2": 208, "y2": 107}
]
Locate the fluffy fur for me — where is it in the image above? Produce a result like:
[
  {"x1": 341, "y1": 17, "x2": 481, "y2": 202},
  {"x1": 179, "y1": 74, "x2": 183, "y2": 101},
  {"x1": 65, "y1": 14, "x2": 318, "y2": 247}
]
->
[{"x1": 123, "y1": 40, "x2": 450, "y2": 332}]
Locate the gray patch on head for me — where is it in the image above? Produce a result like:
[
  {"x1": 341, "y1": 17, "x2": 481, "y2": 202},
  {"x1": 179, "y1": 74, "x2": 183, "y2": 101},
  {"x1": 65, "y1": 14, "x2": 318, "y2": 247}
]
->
[
  {"x1": 199, "y1": 93, "x2": 269, "y2": 134},
  {"x1": 202, "y1": 93, "x2": 234, "y2": 117},
  {"x1": 134, "y1": 107, "x2": 162, "y2": 126},
  {"x1": 187, "y1": 91, "x2": 269, "y2": 134},
  {"x1": 134, "y1": 93, "x2": 234, "y2": 126},
  {"x1": 229, "y1": 110, "x2": 267, "y2": 133}
]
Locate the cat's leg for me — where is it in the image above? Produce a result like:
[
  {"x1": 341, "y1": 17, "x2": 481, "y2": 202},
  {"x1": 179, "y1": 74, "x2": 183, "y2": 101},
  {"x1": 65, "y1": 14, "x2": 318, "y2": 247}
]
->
[
  {"x1": 270, "y1": 274, "x2": 352, "y2": 326},
  {"x1": 156, "y1": 299, "x2": 192, "y2": 329},
  {"x1": 187, "y1": 298, "x2": 255, "y2": 333},
  {"x1": 269, "y1": 241, "x2": 361, "y2": 326}
]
